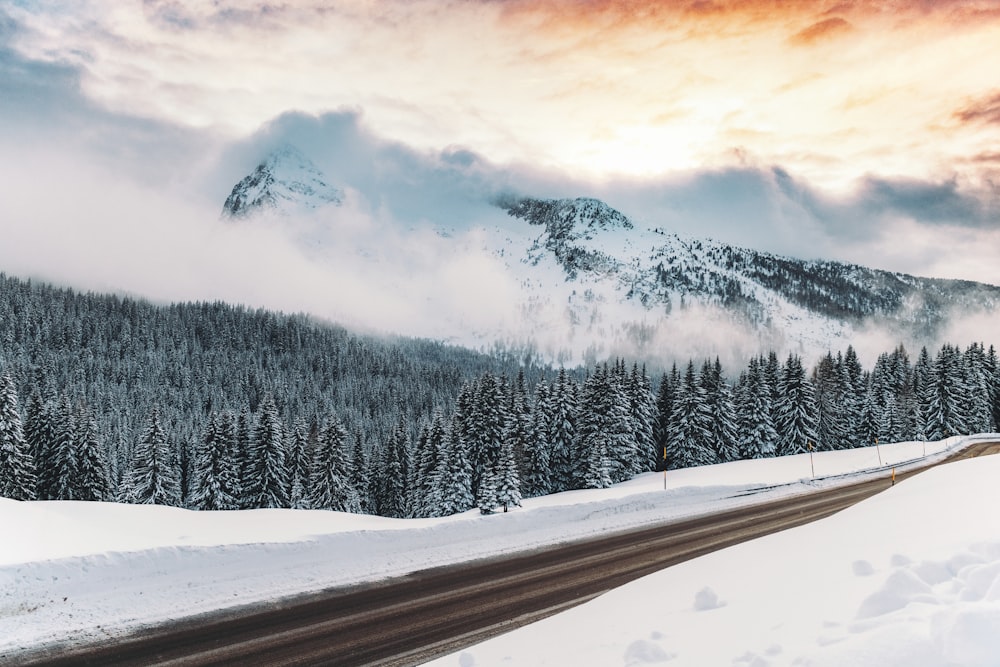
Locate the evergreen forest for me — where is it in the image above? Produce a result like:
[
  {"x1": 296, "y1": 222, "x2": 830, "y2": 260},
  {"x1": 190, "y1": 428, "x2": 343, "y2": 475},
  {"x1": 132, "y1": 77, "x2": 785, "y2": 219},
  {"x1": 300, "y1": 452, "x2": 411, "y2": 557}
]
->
[{"x1": 1, "y1": 272, "x2": 998, "y2": 517}]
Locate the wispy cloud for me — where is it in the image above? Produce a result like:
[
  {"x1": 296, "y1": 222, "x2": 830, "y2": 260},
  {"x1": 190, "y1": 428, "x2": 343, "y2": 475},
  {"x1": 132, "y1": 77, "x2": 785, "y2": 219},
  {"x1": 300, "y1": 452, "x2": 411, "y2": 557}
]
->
[{"x1": 955, "y1": 91, "x2": 1000, "y2": 125}]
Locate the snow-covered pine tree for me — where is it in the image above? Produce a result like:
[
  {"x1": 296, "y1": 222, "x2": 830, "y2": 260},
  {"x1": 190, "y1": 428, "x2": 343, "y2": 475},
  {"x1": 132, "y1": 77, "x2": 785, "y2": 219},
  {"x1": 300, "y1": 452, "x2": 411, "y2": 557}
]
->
[
  {"x1": 0, "y1": 372, "x2": 36, "y2": 500},
  {"x1": 547, "y1": 368, "x2": 579, "y2": 492},
  {"x1": 52, "y1": 395, "x2": 78, "y2": 500},
  {"x1": 23, "y1": 391, "x2": 55, "y2": 499},
  {"x1": 126, "y1": 408, "x2": 182, "y2": 506},
  {"x1": 190, "y1": 412, "x2": 239, "y2": 510},
  {"x1": 476, "y1": 457, "x2": 500, "y2": 514},
  {"x1": 234, "y1": 408, "x2": 254, "y2": 509},
  {"x1": 348, "y1": 431, "x2": 370, "y2": 514},
  {"x1": 962, "y1": 343, "x2": 991, "y2": 433},
  {"x1": 924, "y1": 344, "x2": 970, "y2": 440},
  {"x1": 72, "y1": 405, "x2": 109, "y2": 502},
  {"x1": 432, "y1": 415, "x2": 474, "y2": 516},
  {"x1": 502, "y1": 377, "x2": 533, "y2": 492},
  {"x1": 521, "y1": 379, "x2": 552, "y2": 498},
  {"x1": 653, "y1": 365, "x2": 679, "y2": 472},
  {"x1": 703, "y1": 359, "x2": 739, "y2": 463},
  {"x1": 628, "y1": 363, "x2": 658, "y2": 473},
  {"x1": 813, "y1": 352, "x2": 851, "y2": 451},
  {"x1": 468, "y1": 373, "x2": 506, "y2": 497},
  {"x1": 736, "y1": 357, "x2": 778, "y2": 459},
  {"x1": 986, "y1": 345, "x2": 1000, "y2": 430},
  {"x1": 913, "y1": 346, "x2": 934, "y2": 440},
  {"x1": 493, "y1": 431, "x2": 522, "y2": 512},
  {"x1": 307, "y1": 416, "x2": 358, "y2": 512},
  {"x1": 575, "y1": 366, "x2": 608, "y2": 487},
  {"x1": 377, "y1": 416, "x2": 410, "y2": 518},
  {"x1": 286, "y1": 418, "x2": 311, "y2": 509},
  {"x1": 666, "y1": 361, "x2": 716, "y2": 469},
  {"x1": 410, "y1": 412, "x2": 446, "y2": 517},
  {"x1": 774, "y1": 354, "x2": 819, "y2": 456},
  {"x1": 606, "y1": 361, "x2": 641, "y2": 482},
  {"x1": 246, "y1": 394, "x2": 289, "y2": 509}
]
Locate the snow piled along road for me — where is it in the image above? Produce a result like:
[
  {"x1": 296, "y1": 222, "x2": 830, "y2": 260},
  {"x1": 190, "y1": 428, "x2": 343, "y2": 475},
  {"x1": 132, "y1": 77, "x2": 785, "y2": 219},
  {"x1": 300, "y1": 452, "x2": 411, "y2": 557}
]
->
[{"x1": 1, "y1": 436, "x2": 996, "y2": 664}]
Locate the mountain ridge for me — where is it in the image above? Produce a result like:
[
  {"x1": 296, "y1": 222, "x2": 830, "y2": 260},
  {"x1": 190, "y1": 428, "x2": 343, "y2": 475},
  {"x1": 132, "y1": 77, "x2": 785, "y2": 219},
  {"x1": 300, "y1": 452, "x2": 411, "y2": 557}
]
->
[{"x1": 219, "y1": 148, "x2": 1000, "y2": 362}]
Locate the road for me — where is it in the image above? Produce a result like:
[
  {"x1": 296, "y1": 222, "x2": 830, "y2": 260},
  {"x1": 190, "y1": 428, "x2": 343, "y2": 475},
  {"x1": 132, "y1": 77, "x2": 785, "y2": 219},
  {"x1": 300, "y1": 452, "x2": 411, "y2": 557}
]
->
[{"x1": 19, "y1": 440, "x2": 1000, "y2": 667}]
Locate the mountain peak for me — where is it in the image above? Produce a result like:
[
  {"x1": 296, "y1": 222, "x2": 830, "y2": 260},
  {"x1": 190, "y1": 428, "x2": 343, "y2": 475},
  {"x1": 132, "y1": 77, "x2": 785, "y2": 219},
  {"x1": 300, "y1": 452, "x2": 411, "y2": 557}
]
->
[{"x1": 222, "y1": 144, "x2": 344, "y2": 218}]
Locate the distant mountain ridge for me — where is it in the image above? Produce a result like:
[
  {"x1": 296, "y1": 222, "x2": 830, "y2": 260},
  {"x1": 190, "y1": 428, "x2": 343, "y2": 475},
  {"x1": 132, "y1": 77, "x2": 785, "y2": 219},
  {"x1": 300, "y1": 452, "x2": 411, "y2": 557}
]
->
[
  {"x1": 220, "y1": 147, "x2": 1000, "y2": 361},
  {"x1": 497, "y1": 195, "x2": 1000, "y2": 337}
]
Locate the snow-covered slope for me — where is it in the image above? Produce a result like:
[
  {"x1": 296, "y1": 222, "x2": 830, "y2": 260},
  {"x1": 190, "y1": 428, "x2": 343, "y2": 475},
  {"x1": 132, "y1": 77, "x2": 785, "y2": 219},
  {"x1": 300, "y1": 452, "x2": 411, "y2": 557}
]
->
[
  {"x1": 428, "y1": 444, "x2": 1000, "y2": 667},
  {"x1": 0, "y1": 436, "x2": 993, "y2": 663},
  {"x1": 222, "y1": 144, "x2": 343, "y2": 218}
]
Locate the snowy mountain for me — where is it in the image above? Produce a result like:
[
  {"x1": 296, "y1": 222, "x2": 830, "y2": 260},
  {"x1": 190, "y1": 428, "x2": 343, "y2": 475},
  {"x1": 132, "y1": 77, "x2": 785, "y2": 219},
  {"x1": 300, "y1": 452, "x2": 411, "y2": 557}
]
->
[
  {"x1": 494, "y1": 195, "x2": 1000, "y2": 344},
  {"x1": 222, "y1": 144, "x2": 343, "y2": 218},
  {"x1": 219, "y1": 149, "x2": 1000, "y2": 363}
]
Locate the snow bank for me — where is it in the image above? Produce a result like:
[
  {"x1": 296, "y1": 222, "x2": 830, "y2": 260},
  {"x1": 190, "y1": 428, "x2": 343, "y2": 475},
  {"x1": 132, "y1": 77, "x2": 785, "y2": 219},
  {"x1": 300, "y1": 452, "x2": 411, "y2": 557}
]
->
[
  {"x1": 427, "y1": 442, "x2": 1000, "y2": 667},
  {"x1": 0, "y1": 435, "x2": 987, "y2": 659}
]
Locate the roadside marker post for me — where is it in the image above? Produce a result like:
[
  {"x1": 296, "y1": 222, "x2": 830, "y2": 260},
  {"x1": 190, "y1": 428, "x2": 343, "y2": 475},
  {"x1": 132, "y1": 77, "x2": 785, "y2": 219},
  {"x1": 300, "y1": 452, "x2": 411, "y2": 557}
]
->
[
  {"x1": 807, "y1": 441, "x2": 815, "y2": 479},
  {"x1": 875, "y1": 437, "x2": 883, "y2": 467},
  {"x1": 663, "y1": 446, "x2": 667, "y2": 490}
]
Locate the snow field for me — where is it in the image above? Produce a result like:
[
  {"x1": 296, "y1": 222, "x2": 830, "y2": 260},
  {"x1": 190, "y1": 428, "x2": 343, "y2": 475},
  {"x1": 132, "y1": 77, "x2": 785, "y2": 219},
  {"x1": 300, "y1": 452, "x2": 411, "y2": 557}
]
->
[
  {"x1": 0, "y1": 435, "x2": 989, "y2": 661},
  {"x1": 429, "y1": 438, "x2": 1000, "y2": 666}
]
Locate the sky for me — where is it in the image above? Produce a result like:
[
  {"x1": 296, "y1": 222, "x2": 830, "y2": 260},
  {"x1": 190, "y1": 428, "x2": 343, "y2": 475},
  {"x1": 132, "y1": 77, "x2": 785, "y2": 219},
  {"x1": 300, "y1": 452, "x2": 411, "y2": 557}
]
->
[{"x1": 1, "y1": 0, "x2": 1000, "y2": 346}]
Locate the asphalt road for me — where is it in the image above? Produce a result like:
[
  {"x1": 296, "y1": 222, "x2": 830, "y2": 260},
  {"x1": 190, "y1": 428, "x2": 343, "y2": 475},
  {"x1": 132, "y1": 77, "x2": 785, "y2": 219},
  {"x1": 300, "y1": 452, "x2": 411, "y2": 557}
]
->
[{"x1": 18, "y1": 439, "x2": 1000, "y2": 667}]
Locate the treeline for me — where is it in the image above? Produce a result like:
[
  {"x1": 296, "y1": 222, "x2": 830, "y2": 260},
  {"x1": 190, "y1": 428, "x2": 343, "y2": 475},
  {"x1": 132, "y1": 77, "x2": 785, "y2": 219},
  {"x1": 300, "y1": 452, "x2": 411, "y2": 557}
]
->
[{"x1": 2, "y1": 341, "x2": 998, "y2": 516}]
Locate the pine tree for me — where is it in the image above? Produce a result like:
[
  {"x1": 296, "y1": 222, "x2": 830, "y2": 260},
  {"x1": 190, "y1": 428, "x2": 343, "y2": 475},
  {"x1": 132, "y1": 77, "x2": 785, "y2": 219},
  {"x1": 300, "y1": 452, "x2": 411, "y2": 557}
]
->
[
  {"x1": 653, "y1": 364, "x2": 680, "y2": 471},
  {"x1": 913, "y1": 346, "x2": 934, "y2": 440},
  {"x1": 814, "y1": 352, "x2": 851, "y2": 451},
  {"x1": 378, "y1": 416, "x2": 410, "y2": 518},
  {"x1": 703, "y1": 359, "x2": 739, "y2": 463},
  {"x1": 286, "y1": 418, "x2": 311, "y2": 509},
  {"x1": 468, "y1": 373, "x2": 506, "y2": 497},
  {"x1": 477, "y1": 464, "x2": 499, "y2": 514},
  {"x1": 411, "y1": 412, "x2": 446, "y2": 517},
  {"x1": 246, "y1": 394, "x2": 289, "y2": 509},
  {"x1": 493, "y1": 433, "x2": 522, "y2": 512},
  {"x1": 924, "y1": 344, "x2": 970, "y2": 440},
  {"x1": 548, "y1": 368, "x2": 579, "y2": 492},
  {"x1": 433, "y1": 416, "x2": 474, "y2": 516},
  {"x1": 72, "y1": 405, "x2": 109, "y2": 502},
  {"x1": 0, "y1": 372, "x2": 36, "y2": 500},
  {"x1": 521, "y1": 379, "x2": 552, "y2": 498},
  {"x1": 190, "y1": 412, "x2": 238, "y2": 510},
  {"x1": 307, "y1": 417, "x2": 358, "y2": 512},
  {"x1": 52, "y1": 395, "x2": 78, "y2": 500},
  {"x1": 23, "y1": 391, "x2": 54, "y2": 498},
  {"x1": 628, "y1": 363, "x2": 658, "y2": 473},
  {"x1": 126, "y1": 408, "x2": 182, "y2": 506},
  {"x1": 575, "y1": 364, "x2": 631, "y2": 488},
  {"x1": 502, "y1": 379, "x2": 533, "y2": 493},
  {"x1": 736, "y1": 357, "x2": 778, "y2": 459},
  {"x1": 666, "y1": 361, "x2": 716, "y2": 469},
  {"x1": 774, "y1": 355, "x2": 819, "y2": 456},
  {"x1": 348, "y1": 432, "x2": 370, "y2": 513}
]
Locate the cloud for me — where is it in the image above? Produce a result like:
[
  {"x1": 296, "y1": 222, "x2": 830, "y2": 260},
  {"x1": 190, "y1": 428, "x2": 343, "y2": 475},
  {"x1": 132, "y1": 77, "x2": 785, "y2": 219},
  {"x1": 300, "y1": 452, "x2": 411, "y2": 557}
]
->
[
  {"x1": 5, "y1": 0, "x2": 1000, "y2": 196},
  {"x1": 954, "y1": 91, "x2": 1000, "y2": 126},
  {"x1": 790, "y1": 17, "x2": 853, "y2": 45}
]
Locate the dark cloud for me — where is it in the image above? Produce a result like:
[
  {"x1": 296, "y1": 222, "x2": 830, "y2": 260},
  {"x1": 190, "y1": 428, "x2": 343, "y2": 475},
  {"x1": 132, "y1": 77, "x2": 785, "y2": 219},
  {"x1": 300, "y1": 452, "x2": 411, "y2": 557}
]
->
[
  {"x1": 853, "y1": 176, "x2": 989, "y2": 225},
  {"x1": 954, "y1": 91, "x2": 1000, "y2": 126}
]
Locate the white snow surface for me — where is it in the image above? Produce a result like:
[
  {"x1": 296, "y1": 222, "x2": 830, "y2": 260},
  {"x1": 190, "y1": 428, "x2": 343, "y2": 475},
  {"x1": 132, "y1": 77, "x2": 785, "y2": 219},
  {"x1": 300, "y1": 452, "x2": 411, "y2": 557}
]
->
[{"x1": 1, "y1": 435, "x2": 996, "y2": 664}]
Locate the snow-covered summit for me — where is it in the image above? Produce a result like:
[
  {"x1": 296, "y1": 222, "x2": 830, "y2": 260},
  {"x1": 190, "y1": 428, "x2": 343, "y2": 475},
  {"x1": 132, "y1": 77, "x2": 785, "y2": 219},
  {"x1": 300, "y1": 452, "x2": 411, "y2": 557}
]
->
[{"x1": 222, "y1": 144, "x2": 344, "y2": 219}]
